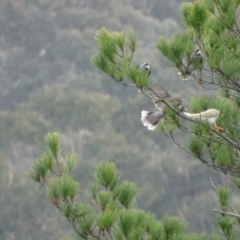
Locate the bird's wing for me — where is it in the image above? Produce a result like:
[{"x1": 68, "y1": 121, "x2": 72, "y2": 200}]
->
[
  {"x1": 165, "y1": 96, "x2": 182, "y2": 105},
  {"x1": 149, "y1": 82, "x2": 171, "y2": 101},
  {"x1": 153, "y1": 101, "x2": 165, "y2": 111}
]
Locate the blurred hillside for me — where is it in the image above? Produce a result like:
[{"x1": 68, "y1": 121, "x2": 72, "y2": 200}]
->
[{"x1": 0, "y1": 0, "x2": 224, "y2": 239}]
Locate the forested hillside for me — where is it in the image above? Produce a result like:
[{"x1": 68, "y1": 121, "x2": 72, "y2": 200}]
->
[{"x1": 0, "y1": 0, "x2": 225, "y2": 239}]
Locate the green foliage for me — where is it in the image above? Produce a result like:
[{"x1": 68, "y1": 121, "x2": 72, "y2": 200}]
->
[
  {"x1": 192, "y1": 121, "x2": 211, "y2": 136},
  {"x1": 190, "y1": 95, "x2": 212, "y2": 112},
  {"x1": 77, "y1": 216, "x2": 95, "y2": 239},
  {"x1": 188, "y1": 136, "x2": 204, "y2": 158},
  {"x1": 125, "y1": 63, "x2": 149, "y2": 88},
  {"x1": 211, "y1": 144, "x2": 234, "y2": 168},
  {"x1": 45, "y1": 132, "x2": 60, "y2": 159},
  {"x1": 217, "y1": 216, "x2": 234, "y2": 239},
  {"x1": 48, "y1": 174, "x2": 79, "y2": 200},
  {"x1": 28, "y1": 152, "x2": 53, "y2": 182},
  {"x1": 94, "y1": 161, "x2": 119, "y2": 190},
  {"x1": 97, "y1": 190, "x2": 114, "y2": 211},
  {"x1": 203, "y1": 0, "x2": 215, "y2": 14},
  {"x1": 221, "y1": 56, "x2": 240, "y2": 80},
  {"x1": 92, "y1": 27, "x2": 149, "y2": 89},
  {"x1": 216, "y1": 186, "x2": 230, "y2": 209},
  {"x1": 95, "y1": 28, "x2": 118, "y2": 62},
  {"x1": 118, "y1": 210, "x2": 138, "y2": 238},
  {"x1": 97, "y1": 208, "x2": 118, "y2": 230},
  {"x1": 72, "y1": 202, "x2": 91, "y2": 218},
  {"x1": 30, "y1": 133, "x2": 223, "y2": 239},
  {"x1": 181, "y1": 1, "x2": 209, "y2": 32},
  {"x1": 117, "y1": 181, "x2": 137, "y2": 208},
  {"x1": 148, "y1": 221, "x2": 165, "y2": 240},
  {"x1": 234, "y1": 178, "x2": 240, "y2": 188},
  {"x1": 161, "y1": 119, "x2": 179, "y2": 134},
  {"x1": 163, "y1": 215, "x2": 186, "y2": 238},
  {"x1": 157, "y1": 31, "x2": 194, "y2": 68},
  {"x1": 64, "y1": 153, "x2": 78, "y2": 174}
]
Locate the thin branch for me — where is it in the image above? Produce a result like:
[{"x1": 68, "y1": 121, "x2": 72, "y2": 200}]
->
[
  {"x1": 55, "y1": 156, "x2": 62, "y2": 176},
  {"x1": 212, "y1": 130, "x2": 238, "y2": 148},
  {"x1": 210, "y1": 177, "x2": 217, "y2": 190},
  {"x1": 229, "y1": 204, "x2": 239, "y2": 215},
  {"x1": 213, "y1": 209, "x2": 240, "y2": 218},
  {"x1": 169, "y1": 132, "x2": 193, "y2": 156}
]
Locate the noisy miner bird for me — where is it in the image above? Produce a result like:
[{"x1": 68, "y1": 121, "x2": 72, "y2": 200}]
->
[
  {"x1": 178, "y1": 49, "x2": 203, "y2": 81},
  {"x1": 137, "y1": 62, "x2": 151, "y2": 77},
  {"x1": 141, "y1": 81, "x2": 185, "y2": 130},
  {"x1": 182, "y1": 108, "x2": 224, "y2": 131}
]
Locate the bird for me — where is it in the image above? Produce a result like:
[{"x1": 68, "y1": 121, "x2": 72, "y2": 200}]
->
[
  {"x1": 182, "y1": 108, "x2": 224, "y2": 131},
  {"x1": 178, "y1": 49, "x2": 203, "y2": 81},
  {"x1": 137, "y1": 62, "x2": 150, "y2": 77},
  {"x1": 190, "y1": 49, "x2": 203, "y2": 66},
  {"x1": 140, "y1": 82, "x2": 185, "y2": 130}
]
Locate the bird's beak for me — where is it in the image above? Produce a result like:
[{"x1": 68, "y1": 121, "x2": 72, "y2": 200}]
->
[{"x1": 183, "y1": 107, "x2": 189, "y2": 112}]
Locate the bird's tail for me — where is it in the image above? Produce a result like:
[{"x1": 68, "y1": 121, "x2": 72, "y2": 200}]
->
[{"x1": 141, "y1": 110, "x2": 164, "y2": 130}]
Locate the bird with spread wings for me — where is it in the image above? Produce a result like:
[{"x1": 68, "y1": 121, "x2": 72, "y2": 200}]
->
[{"x1": 141, "y1": 81, "x2": 184, "y2": 130}]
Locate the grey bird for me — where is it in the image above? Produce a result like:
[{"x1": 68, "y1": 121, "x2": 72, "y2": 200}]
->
[
  {"x1": 141, "y1": 82, "x2": 184, "y2": 130},
  {"x1": 178, "y1": 49, "x2": 203, "y2": 80},
  {"x1": 137, "y1": 62, "x2": 151, "y2": 77}
]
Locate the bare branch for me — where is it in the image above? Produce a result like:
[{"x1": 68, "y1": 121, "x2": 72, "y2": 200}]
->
[
  {"x1": 210, "y1": 177, "x2": 217, "y2": 190},
  {"x1": 214, "y1": 209, "x2": 240, "y2": 219}
]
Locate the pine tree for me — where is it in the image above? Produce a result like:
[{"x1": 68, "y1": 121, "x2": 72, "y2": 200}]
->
[
  {"x1": 29, "y1": 132, "x2": 220, "y2": 239},
  {"x1": 91, "y1": 0, "x2": 240, "y2": 238}
]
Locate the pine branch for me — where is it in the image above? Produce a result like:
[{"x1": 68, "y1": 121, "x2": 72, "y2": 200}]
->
[{"x1": 212, "y1": 130, "x2": 238, "y2": 148}]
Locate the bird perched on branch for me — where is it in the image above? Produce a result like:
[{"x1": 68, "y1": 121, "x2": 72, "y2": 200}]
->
[
  {"x1": 137, "y1": 62, "x2": 151, "y2": 77},
  {"x1": 141, "y1": 82, "x2": 186, "y2": 130},
  {"x1": 182, "y1": 108, "x2": 224, "y2": 131},
  {"x1": 178, "y1": 49, "x2": 203, "y2": 81}
]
